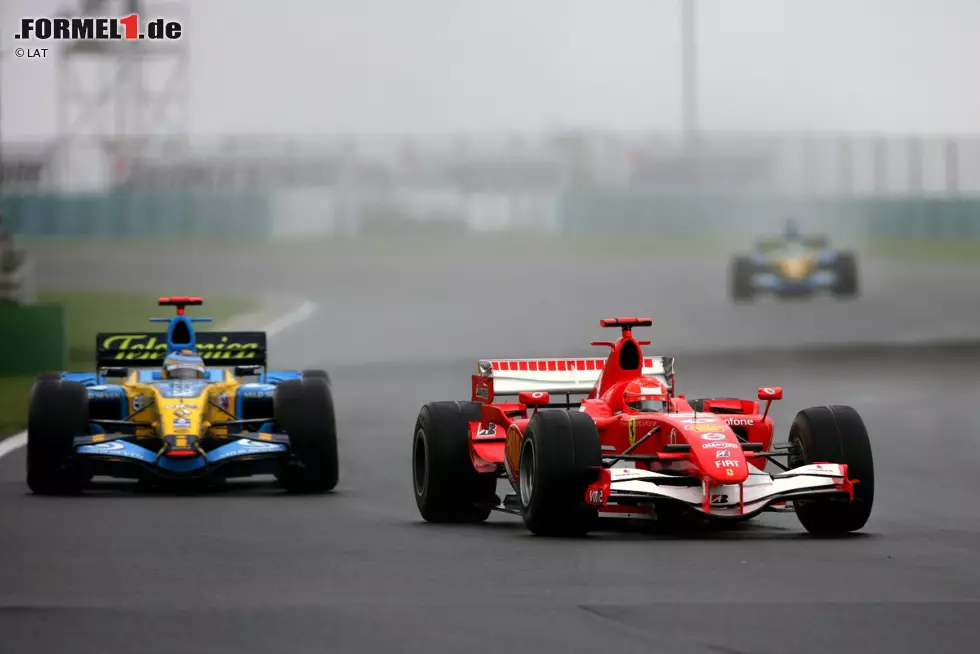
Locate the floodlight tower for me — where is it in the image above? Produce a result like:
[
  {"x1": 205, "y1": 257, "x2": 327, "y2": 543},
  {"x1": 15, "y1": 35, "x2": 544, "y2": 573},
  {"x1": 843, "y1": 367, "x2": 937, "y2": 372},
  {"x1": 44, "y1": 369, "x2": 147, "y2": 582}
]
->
[{"x1": 55, "y1": 0, "x2": 189, "y2": 186}]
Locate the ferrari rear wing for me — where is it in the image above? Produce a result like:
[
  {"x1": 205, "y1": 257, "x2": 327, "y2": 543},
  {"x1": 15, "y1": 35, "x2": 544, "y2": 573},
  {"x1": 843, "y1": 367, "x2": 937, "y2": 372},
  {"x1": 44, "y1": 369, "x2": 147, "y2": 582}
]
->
[{"x1": 472, "y1": 356, "x2": 674, "y2": 403}]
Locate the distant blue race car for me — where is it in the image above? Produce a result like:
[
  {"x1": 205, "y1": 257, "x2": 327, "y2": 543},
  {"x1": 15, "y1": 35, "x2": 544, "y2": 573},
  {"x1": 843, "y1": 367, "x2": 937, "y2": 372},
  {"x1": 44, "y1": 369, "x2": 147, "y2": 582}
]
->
[
  {"x1": 729, "y1": 232, "x2": 859, "y2": 301},
  {"x1": 27, "y1": 296, "x2": 338, "y2": 494}
]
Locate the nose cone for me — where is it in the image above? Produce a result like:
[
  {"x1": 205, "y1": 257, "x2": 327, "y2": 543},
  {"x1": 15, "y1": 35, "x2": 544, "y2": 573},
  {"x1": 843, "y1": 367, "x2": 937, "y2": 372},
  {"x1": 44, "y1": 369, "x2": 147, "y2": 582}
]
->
[
  {"x1": 708, "y1": 455, "x2": 749, "y2": 483},
  {"x1": 681, "y1": 422, "x2": 750, "y2": 483},
  {"x1": 167, "y1": 405, "x2": 201, "y2": 433},
  {"x1": 778, "y1": 257, "x2": 813, "y2": 280}
]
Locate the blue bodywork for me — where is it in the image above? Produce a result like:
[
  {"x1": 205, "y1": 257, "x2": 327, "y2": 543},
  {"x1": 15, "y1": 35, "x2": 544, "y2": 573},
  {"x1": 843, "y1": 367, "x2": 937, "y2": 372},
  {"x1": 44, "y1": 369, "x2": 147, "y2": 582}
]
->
[
  {"x1": 61, "y1": 369, "x2": 303, "y2": 392},
  {"x1": 74, "y1": 437, "x2": 288, "y2": 473},
  {"x1": 46, "y1": 300, "x2": 320, "y2": 482},
  {"x1": 748, "y1": 240, "x2": 841, "y2": 294}
]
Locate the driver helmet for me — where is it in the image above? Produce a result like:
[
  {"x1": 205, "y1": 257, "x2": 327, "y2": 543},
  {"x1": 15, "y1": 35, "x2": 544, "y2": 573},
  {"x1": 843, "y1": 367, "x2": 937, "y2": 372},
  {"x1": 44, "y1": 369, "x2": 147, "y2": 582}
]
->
[
  {"x1": 623, "y1": 377, "x2": 669, "y2": 414},
  {"x1": 163, "y1": 349, "x2": 207, "y2": 380}
]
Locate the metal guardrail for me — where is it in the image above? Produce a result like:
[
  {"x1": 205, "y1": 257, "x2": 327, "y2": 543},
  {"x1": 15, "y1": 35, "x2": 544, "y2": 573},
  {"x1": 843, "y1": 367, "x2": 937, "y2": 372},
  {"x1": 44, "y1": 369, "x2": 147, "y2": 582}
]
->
[{"x1": 6, "y1": 132, "x2": 980, "y2": 195}]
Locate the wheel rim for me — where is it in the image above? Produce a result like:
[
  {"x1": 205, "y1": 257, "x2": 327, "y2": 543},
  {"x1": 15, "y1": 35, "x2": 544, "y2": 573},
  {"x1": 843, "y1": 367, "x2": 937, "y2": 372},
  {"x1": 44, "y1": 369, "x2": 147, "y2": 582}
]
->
[
  {"x1": 519, "y1": 438, "x2": 535, "y2": 507},
  {"x1": 413, "y1": 428, "x2": 427, "y2": 497}
]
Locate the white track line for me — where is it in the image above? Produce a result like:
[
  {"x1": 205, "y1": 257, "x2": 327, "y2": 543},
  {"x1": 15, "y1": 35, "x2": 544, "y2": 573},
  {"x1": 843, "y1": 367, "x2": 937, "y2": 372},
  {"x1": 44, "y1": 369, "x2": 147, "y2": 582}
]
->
[
  {"x1": 0, "y1": 298, "x2": 318, "y2": 462},
  {"x1": 0, "y1": 433, "x2": 26, "y2": 460},
  {"x1": 262, "y1": 300, "x2": 317, "y2": 338}
]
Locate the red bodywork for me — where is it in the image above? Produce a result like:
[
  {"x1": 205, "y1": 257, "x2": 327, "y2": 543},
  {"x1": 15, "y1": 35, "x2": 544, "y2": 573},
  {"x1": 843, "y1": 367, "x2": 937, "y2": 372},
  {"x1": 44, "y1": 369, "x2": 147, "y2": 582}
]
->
[{"x1": 467, "y1": 317, "x2": 786, "y2": 516}]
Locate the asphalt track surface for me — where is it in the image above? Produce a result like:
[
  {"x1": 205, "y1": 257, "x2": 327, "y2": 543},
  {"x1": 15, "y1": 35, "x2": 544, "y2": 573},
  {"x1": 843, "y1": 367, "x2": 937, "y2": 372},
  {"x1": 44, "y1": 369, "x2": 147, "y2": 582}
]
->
[
  {"x1": 1, "y1": 251, "x2": 978, "y2": 653},
  {"x1": 33, "y1": 249, "x2": 980, "y2": 363}
]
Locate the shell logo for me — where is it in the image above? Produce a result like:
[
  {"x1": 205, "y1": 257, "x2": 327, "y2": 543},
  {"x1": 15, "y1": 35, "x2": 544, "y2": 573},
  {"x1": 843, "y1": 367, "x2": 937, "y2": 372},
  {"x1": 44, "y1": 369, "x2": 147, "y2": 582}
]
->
[{"x1": 688, "y1": 423, "x2": 724, "y2": 432}]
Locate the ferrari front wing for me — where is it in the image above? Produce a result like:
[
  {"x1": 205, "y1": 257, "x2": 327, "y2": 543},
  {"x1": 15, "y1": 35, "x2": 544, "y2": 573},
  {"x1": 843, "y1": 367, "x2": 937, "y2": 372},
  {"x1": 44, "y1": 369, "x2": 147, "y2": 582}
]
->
[{"x1": 584, "y1": 463, "x2": 856, "y2": 519}]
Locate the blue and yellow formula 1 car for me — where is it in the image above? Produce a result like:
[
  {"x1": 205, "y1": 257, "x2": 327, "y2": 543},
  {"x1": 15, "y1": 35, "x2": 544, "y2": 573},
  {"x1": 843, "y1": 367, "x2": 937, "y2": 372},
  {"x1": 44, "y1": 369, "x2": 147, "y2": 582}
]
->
[
  {"x1": 729, "y1": 222, "x2": 859, "y2": 301},
  {"x1": 27, "y1": 296, "x2": 338, "y2": 494}
]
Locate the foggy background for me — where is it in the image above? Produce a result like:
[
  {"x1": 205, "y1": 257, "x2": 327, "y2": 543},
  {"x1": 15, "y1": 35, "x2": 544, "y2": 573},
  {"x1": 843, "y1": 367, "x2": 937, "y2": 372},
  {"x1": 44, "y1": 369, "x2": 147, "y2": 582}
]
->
[
  {"x1": 0, "y1": 0, "x2": 978, "y2": 352},
  {"x1": 5, "y1": 0, "x2": 980, "y2": 136},
  {"x1": 2, "y1": 0, "x2": 979, "y2": 357},
  {"x1": 3, "y1": 0, "x2": 980, "y2": 202}
]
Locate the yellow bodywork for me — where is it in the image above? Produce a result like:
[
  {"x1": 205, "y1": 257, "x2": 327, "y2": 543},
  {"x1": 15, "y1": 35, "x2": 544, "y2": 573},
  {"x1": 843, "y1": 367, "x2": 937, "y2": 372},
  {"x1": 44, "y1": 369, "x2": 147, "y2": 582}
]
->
[
  {"x1": 774, "y1": 255, "x2": 816, "y2": 281},
  {"x1": 118, "y1": 369, "x2": 243, "y2": 442}
]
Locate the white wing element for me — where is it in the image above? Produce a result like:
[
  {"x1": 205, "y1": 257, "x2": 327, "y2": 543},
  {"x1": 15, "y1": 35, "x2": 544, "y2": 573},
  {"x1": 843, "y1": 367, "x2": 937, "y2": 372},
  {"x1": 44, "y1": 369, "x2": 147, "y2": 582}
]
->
[
  {"x1": 604, "y1": 463, "x2": 849, "y2": 518},
  {"x1": 477, "y1": 356, "x2": 674, "y2": 396}
]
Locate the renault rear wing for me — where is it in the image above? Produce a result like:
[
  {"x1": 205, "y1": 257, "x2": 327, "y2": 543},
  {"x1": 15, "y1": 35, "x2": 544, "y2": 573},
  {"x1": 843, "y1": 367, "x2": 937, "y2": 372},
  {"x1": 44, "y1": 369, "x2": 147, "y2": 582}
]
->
[
  {"x1": 471, "y1": 356, "x2": 674, "y2": 404},
  {"x1": 96, "y1": 331, "x2": 267, "y2": 368}
]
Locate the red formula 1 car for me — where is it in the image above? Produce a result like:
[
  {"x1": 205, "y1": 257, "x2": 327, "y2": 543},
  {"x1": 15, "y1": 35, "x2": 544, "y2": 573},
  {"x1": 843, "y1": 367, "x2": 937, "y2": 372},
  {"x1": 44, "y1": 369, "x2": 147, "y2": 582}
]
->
[{"x1": 411, "y1": 317, "x2": 874, "y2": 536}]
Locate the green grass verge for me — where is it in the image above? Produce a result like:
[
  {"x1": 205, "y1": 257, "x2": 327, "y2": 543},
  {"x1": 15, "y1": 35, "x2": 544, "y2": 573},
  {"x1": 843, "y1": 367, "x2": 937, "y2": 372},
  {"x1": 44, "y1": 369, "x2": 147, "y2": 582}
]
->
[
  {"x1": 0, "y1": 377, "x2": 34, "y2": 439},
  {"x1": 20, "y1": 234, "x2": 980, "y2": 263},
  {"x1": 0, "y1": 292, "x2": 255, "y2": 439}
]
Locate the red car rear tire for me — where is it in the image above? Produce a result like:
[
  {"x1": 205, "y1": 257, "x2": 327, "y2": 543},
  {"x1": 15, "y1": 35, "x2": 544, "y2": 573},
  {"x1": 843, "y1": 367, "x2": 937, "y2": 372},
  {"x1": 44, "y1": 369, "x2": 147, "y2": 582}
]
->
[
  {"x1": 412, "y1": 401, "x2": 496, "y2": 523},
  {"x1": 519, "y1": 410, "x2": 601, "y2": 537}
]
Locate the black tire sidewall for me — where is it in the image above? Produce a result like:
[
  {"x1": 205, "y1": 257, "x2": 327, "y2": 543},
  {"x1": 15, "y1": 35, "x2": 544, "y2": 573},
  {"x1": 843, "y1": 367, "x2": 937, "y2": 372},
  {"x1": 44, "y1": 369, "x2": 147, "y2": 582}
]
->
[
  {"x1": 833, "y1": 252, "x2": 859, "y2": 296},
  {"x1": 413, "y1": 401, "x2": 495, "y2": 522},
  {"x1": 275, "y1": 378, "x2": 339, "y2": 492},
  {"x1": 521, "y1": 410, "x2": 600, "y2": 536},
  {"x1": 731, "y1": 257, "x2": 754, "y2": 300},
  {"x1": 301, "y1": 369, "x2": 331, "y2": 386},
  {"x1": 27, "y1": 380, "x2": 88, "y2": 494},
  {"x1": 789, "y1": 405, "x2": 874, "y2": 534}
]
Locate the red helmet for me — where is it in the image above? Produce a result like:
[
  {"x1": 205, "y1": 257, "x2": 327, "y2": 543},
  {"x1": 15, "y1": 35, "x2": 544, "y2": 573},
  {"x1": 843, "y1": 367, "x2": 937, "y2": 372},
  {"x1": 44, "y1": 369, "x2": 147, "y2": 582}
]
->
[{"x1": 623, "y1": 377, "x2": 669, "y2": 414}]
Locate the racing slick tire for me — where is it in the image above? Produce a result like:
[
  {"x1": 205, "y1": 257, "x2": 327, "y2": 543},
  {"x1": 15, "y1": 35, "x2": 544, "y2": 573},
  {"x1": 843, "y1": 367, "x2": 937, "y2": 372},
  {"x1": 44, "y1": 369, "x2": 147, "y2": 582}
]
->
[
  {"x1": 788, "y1": 405, "x2": 874, "y2": 535},
  {"x1": 302, "y1": 369, "x2": 331, "y2": 386},
  {"x1": 412, "y1": 401, "x2": 497, "y2": 523},
  {"x1": 27, "y1": 380, "x2": 88, "y2": 495},
  {"x1": 275, "y1": 378, "x2": 339, "y2": 493},
  {"x1": 832, "y1": 252, "x2": 859, "y2": 298},
  {"x1": 730, "y1": 257, "x2": 755, "y2": 302},
  {"x1": 519, "y1": 410, "x2": 602, "y2": 537}
]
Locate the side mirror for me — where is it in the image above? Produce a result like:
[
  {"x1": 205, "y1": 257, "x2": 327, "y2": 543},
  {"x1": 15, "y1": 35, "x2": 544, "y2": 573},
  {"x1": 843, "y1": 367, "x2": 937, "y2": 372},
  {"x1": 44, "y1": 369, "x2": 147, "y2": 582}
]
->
[
  {"x1": 101, "y1": 367, "x2": 130, "y2": 378},
  {"x1": 519, "y1": 391, "x2": 550, "y2": 407},
  {"x1": 234, "y1": 365, "x2": 263, "y2": 377},
  {"x1": 758, "y1": 386, "x2": 783, "y2": 401}
]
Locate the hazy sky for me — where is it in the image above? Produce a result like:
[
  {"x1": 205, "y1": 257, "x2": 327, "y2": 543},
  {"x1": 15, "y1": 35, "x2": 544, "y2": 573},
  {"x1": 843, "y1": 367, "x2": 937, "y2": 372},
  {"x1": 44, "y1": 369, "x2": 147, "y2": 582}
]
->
[{"x1": 2, "y1": 0, "x2": 980, "y2": 141}]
